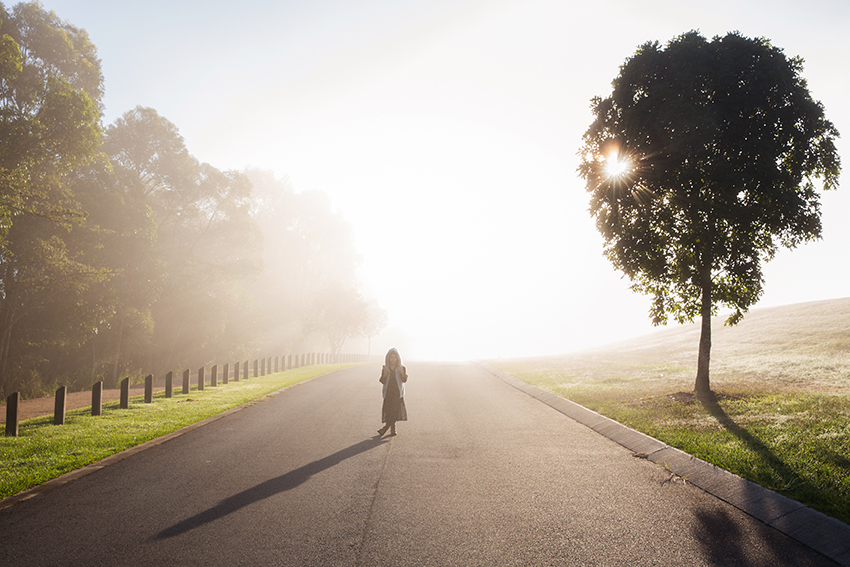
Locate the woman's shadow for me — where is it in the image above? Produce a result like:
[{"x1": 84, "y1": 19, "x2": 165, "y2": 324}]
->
[{"x1": 155, "y1": 436, "x2": 389, "y2": 539}]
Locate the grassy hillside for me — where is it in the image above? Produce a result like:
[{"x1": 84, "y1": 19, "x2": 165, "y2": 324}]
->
[
  {"x1": 498, "y1": 297, "x2": 850, "y2": 398},
  {"x1": 490, "y1": 297, "x2": 850, "y2": 524}
]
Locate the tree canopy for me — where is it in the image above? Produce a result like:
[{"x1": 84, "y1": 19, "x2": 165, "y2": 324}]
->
[
  {"x1": 0, "y1": 4, "x2": 385, "y2": 398},
  {"x1": 0, "y1": 2, "x2": 105, "y2": 397},
  {"x1": 578, "y1": 31, "x2": 841, "y2": 394}
]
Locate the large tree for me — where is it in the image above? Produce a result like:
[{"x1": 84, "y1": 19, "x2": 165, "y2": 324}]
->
[
  {"x1": 578, "y1": 31, "x2": 840, "y2": 395},
  {"x1": 0, "y1": 2, "x2": 104, "y2": 396},
  {"x1": 101, "y1": 107, "x2": 260, "y2": 377}
]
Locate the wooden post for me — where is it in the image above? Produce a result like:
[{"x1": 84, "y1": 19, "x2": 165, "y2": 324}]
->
[
  {"x1": 92, "y1": 381, "x2": 103, "y2": 416},
  {"x1": 5, "y1": 392, "x2": 19, "y2": 437},
  {"x1": 120, "y1": 378, "x2": 129, "y2": 409},
  {"x1": 243, "y1": 360, "x2": 249, "y2": 381},
  {"x1": 211, "y1": 365, "x2": 218, "y2": 387},
  {"x1": 165, "y1": 371, "x2": 173, "y2": 398},
  {"x1": 223, "y1": 363, "x2": 229, "y2": 385},
  {"x1": 260, "y1": 358, "x2": 265, "y2": 376},
  {"x1": 182, "y1": 369, "x2": 190, "y2": 394},
  {"x1": 274, "y1": 356, "x2": 279, "y2": 373},
  {"x1": 198, "y1": 367, "x2": 205, "y2": 391},
  {"x1": 254, "y1": 359, "x2": 258, "y2": 378},
  {"x1": 145, "y1": 374, "x2": 153, "y2": 403},
  {"x1": 233, "y1": 361, "x2": 240, "y2": 382},
  {"x1": 54, "y1": 386, "x2": 67, "y2": 425}
]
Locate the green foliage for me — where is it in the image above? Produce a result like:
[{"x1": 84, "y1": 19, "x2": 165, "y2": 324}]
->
[
  {"x1": 96, "y1": 107, "x2": 262, "y2": 379},
  {"x1": 0, "y1": 2, "x2": 104, "y2": 396},
  {"x1": 0, "y1": 5, "x2": 381, "y2": 398},
  {"x1": 577, "y1": 31, "x2": 841, "y2": 392}
]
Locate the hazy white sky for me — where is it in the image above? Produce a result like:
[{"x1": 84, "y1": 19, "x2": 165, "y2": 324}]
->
[{"x1": 43, "y1": 0, "x2": 849, "y2": 360}]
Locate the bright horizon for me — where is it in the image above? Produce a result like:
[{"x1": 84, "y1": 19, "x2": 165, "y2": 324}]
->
[{"x1": 45, "y1": 0, "x2": 850, "y2": 361}]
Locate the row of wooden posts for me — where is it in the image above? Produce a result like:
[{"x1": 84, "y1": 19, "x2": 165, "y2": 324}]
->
[{"x1": 4, "y1": 352, "x2": 370, "y2": 437}]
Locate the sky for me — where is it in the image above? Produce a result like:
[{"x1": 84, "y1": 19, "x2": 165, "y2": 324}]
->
[{"x1": 37, "y1": 0, "x2": 850, "y2": 360}]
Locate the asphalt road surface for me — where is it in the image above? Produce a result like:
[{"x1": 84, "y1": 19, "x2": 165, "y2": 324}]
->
[{"x1": 0, "y1": 363, "x2": 837, "y2": 566}]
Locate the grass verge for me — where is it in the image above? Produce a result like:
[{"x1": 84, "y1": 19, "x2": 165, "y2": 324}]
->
[
  {"x1": 0, "y1": 365, "x2": 354, "y2": 500},
  {"x1": 492, "y1": 360, "x2": 850, "y2": 526}
]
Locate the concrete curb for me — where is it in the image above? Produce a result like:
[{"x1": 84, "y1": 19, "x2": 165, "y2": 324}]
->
[{"x1": 480, "y1": 362, "x2": 850, "y2": 567}]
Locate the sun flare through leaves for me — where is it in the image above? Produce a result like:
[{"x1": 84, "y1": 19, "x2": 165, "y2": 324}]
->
[{"x1": 604, "y1": 152, "x2": 631, "y2": 179}]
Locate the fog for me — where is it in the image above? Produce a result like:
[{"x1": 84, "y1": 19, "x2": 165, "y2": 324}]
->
[{"x1": 48, "y1": 0, "x2": 850, "y2": 361}]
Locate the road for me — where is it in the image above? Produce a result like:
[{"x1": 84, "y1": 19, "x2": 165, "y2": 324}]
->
[{"x1": 0, "y1": 363, "x2": 836, "y2": 566}]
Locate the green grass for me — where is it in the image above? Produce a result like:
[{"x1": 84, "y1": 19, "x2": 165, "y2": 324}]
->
[
  {"x1": 491, "y1": 297, "x2": 850, "y2": 525},
  {"x1": 0, "y1": 365, "x2": 355, "y2": 500}
]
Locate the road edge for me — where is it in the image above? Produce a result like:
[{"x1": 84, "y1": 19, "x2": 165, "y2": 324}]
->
[
  {"x1": 479, "y1": 362, "x2": 850, "y2": 567},
  {"x1": 0, "y1": 370, "x2": 337, "y2": 512}
]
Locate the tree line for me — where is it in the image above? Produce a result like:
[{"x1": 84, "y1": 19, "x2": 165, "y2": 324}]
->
[{"x1": 0, "y1": 3, "x2": 385, "y2": 398}]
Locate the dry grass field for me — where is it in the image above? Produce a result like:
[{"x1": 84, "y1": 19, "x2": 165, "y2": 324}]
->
[{"x1": 491, "y1": 297, "x2": 850, "y2": 524}]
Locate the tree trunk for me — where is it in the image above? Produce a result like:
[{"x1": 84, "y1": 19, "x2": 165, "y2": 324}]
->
[
  {"x1": 0, "y1": 301, "x2": 19, "y2": 398},
  {"x1": 694, "y1": 276, "x2": 712, "y2": 396},
  {"x1": 112, "y1": 315, "x2": 124, "y2": 389},
  {"x1": 0, "y1": 312, "x2": 13, "y2": 397}
]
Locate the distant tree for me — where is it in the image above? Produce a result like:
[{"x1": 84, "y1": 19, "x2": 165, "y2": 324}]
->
[
  {"x1": 306, "y1": 286, "x2": 370, "y2": 357},
  {"x1": 578, "y1": 31, "x2": 841, "y2": 395},
  {"x1": 244, "y1": 169, "x2": 365, "y2": 354},
  {"x1": 361, "y1": 302, "x2": 388, "y2": 358}
]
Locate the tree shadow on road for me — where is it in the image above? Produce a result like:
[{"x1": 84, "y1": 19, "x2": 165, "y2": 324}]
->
[
  {"x1": 694, "y1": 395, "x2": 835, "y2": 564},
  {"x1": 692, "y1": 507, "x2": 831, "y2": 566},
  {"x1": 155, "y1": 436, "x2": 389, "y2": 539}
]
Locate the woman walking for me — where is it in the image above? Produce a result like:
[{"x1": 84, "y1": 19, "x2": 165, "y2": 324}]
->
[{"x1": 378, "y1": 347, "x2": 407, "y2": 436}]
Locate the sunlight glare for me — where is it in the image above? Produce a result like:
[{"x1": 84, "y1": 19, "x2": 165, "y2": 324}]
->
[{"x1": 604, "y1": 152, "x2": 630, "y2": 178}]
